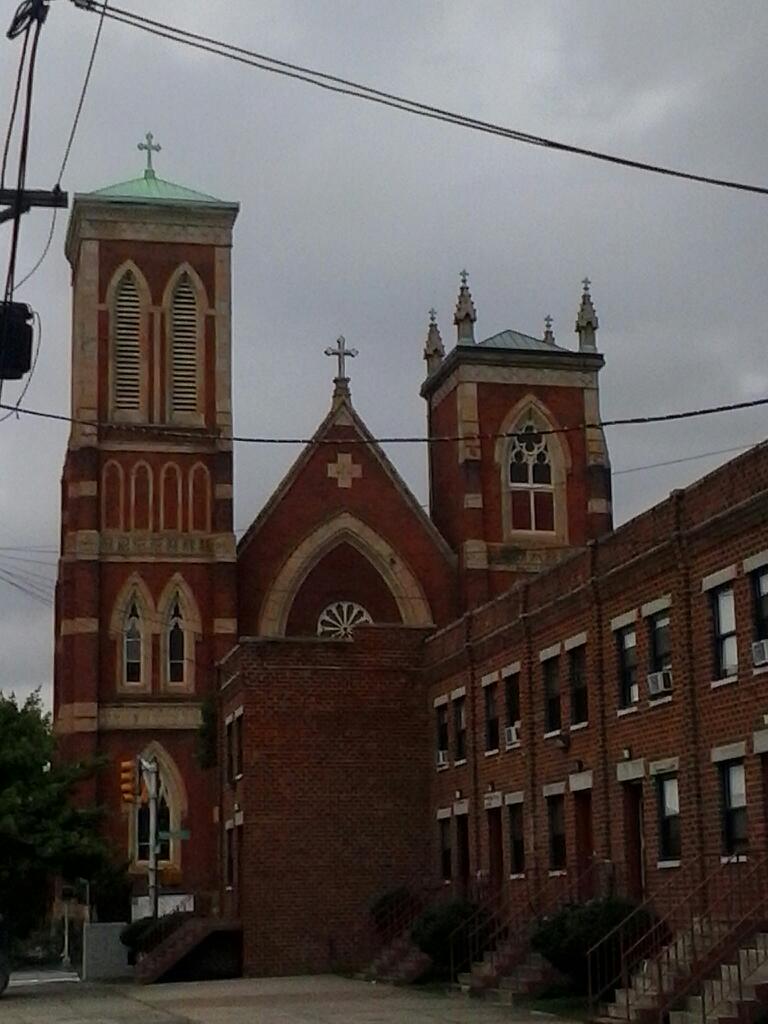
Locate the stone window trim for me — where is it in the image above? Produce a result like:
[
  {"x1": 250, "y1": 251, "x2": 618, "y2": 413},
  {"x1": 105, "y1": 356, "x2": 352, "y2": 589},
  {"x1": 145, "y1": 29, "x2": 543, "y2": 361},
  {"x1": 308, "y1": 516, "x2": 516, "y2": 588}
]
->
[
  {"x1": 157, "y1": 575, "x2": 202, "y2": 695},
  {"x1": 433, "y1": 694, "x2": 449, "y2": 708},
  {"x1": 494, "y1": 396, "x2": 571, "y2": 546},
  {"x1": 106, "y1": 261, "x2": 151, "y2": 424},
  {"x1": 642, "y1": 595, "x2": 672, "y2": 618},
  {"x1": 128, "y1": 742, "x2": 187, "y2": 875},
  {"x1": 163, "y1": 263, "x2": 209, "y2": 427},
  {"x1": 481, "y1": 670, "x2": 499, "y2": 687},
  {"x1": 611, "y1": 609, "x2": 638, "y2": 632},
  {"x1": 702, "y1": 565, "x2": 738, "y2": 593},
  {"x1": 504, "y1": 790, "x2": 524, "y2": 805},
  {"x1": 539, "y1": 642, "x2": 561, "y2": 662},
  {"x1": 436, "y1": 807, "x2": 452, "y2": 820},
  {"x1": 110, "y1": 574, "x2": 155, "y2": 695},
  {"x1": 501, "y1": 661, "x2": 521, "y2": 677},
  {"x1": 744, "y1": 550, "x2": 768, "y2": 574},
  {"x1": 564, "y1": 631, "x2": 587, "y2": 651}
]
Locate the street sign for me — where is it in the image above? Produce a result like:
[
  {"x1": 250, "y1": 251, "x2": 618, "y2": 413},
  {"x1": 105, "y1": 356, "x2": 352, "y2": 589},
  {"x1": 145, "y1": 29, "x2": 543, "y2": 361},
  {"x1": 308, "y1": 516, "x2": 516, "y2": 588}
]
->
[{"x1": 158, "y1": 829, "x2": 191, "y2": 841}]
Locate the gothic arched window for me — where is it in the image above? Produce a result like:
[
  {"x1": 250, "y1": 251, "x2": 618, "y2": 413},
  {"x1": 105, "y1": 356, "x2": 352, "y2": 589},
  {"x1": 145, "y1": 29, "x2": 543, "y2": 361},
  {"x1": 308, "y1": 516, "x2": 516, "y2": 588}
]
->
[
  {"x1": 136, "y1": 774, "x2": 171, "y2": 862},
  {"x1": 169, "y1": 274, "x2": 199, "y2": 418},
  {"x1": 167, "y1": 597, "x2": 185, "y2": 684},
  {"x1": 113, "y1": 271, "x2": 142, "y2": 412},
  {"x1": 124, "y1": 599, "x2": 143, "y2": 685},
  {"x1": 508, "y1": 421, "x2": 555, "y2": 532}
]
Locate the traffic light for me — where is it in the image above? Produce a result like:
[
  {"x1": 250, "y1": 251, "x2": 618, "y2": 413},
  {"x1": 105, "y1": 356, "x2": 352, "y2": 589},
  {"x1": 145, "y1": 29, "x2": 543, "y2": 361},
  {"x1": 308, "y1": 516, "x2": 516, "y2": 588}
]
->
[
  {"x1": 0, "y1": 302, "x2": 33, "y2": 380},
  {"x1": 119, "y1": 759, "x2": 136, "y2": 803}
]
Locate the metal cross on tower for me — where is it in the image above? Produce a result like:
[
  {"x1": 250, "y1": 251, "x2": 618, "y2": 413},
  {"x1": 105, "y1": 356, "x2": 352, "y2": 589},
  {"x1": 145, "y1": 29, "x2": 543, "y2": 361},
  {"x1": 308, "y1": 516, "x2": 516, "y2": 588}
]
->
[
  {"x1": 138, "y1": 132, "x2": 161, "y2": 176},
  {"x1": 324, "y1": 335, "x2": 358, "y2": 382}
]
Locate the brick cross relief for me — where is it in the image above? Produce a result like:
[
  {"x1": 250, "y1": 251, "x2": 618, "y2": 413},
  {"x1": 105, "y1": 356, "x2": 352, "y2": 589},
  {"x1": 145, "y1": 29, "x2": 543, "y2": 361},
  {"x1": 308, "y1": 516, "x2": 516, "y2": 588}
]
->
[{"x1": 327, "y1": 452, "x2": 362, "y2": 489}]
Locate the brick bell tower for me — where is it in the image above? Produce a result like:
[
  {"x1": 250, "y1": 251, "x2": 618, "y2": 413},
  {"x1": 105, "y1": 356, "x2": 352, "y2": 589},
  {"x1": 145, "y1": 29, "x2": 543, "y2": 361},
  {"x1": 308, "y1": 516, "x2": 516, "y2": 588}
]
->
[
  {"x1": 54, "y1": 136, "x2": 239, "y2": 912},
  {"x1": 422, "y1": 273, "x2": 612, "y2": 610}
]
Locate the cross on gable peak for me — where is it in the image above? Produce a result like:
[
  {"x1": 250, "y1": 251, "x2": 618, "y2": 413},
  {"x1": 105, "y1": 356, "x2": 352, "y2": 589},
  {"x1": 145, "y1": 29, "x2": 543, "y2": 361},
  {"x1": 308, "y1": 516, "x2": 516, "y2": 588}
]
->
[
  {"x1": 324, "y1": 335, "x2": 359, "y2": 383},
  {"x1": 138, "y1": 131, "x2": 162, "y2": 177}
]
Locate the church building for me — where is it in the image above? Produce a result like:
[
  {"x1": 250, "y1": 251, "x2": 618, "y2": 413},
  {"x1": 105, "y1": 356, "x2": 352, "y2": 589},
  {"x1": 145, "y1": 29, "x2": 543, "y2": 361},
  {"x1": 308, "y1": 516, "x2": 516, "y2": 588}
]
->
[{"x1": 54, "y1": 148, "x2": 768, "y2": 982}]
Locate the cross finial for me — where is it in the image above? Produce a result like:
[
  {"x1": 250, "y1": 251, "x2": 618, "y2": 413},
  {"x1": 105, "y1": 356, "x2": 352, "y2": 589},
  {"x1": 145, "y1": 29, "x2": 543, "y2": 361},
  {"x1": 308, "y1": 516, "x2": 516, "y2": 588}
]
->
[
  {"x1": 582, "y1": 276, "x2": 591, "y2": 293},
  {"x1": 138, "y1": 132, "x2": 161, "y2": 177},
  {"x1": 428, "y1": 307, "x2": 437, "y2": 324},
  {"x1": 460, "y1": 268, "x2": 469, "y2": 287},
  {"x1": 544, "y1": 314, "x2": 553, "y2": 331},
  {"x1": 324, "y1": 335, "x2": 359, "y2": 384}
]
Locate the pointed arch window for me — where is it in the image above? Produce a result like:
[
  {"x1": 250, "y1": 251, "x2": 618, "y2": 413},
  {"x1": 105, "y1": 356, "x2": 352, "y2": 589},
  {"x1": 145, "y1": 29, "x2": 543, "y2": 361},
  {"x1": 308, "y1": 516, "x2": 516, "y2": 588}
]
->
[
  {"x1": 508, "y1": 420, "x2": 555, "y2": 532},
  {"x1": 124, "y1": 599, "x2": 143, "y2": 685},
  {"x1": 168, "y1": 597, "x2": 185, "y2": 684},
  {"x1": 137, "y1": 773, "x2": 171, "y2": 862},
  {"x1": 113, "y1": 271, "x2": 142, "y2": 411},
  {"x1": 170, "y1": 274, "x2": 199, "y2": 417}
]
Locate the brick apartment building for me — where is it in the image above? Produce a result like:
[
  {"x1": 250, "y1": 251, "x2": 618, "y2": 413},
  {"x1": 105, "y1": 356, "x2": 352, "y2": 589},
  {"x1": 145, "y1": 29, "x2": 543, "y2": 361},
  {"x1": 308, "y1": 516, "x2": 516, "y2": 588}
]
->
[{"x1": 54, "y1": 156, "x2": 768, "y2": 977}]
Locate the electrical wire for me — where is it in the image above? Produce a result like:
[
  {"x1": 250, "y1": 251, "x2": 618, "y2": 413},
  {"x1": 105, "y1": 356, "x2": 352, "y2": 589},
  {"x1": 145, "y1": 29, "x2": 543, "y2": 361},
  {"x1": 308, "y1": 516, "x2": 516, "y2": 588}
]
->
[
  {"x1": 8, "y1": 1, "x2": 108, "y2": 296},
  {"x1": 1, "y1": 393, "x2": 767, "y2": 446},
  {"x1": 0, "y1": 22, "x2": 30, "y2": 190},
  {"x1": 75, "y1": 0, "x2": 768, "y2": 198}
]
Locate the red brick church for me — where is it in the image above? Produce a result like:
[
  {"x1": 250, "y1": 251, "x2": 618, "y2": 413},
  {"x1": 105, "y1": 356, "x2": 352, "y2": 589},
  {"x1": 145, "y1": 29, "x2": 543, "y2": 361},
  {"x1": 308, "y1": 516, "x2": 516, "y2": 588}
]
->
[{"x1": 54, "y1": 152, "x2": 768, "y2": 982}]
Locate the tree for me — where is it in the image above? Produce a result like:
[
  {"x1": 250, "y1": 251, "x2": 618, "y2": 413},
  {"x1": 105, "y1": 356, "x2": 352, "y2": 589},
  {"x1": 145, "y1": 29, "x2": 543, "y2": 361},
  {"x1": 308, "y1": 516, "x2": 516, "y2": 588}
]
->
[{"x1": 0, "y1": 691, "x2": 114, "y2": 936}]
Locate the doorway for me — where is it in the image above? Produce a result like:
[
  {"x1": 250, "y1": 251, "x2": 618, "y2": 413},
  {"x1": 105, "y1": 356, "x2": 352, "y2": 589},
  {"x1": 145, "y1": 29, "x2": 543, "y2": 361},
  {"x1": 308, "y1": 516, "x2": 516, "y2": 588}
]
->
[
  {"x1": 622, "y1": 783, "x2": 646, "y2": 900},
  {"x1": 456, "y1": 814, "x2": 470, "y2": 895},
  {"x1": 487, "y1": 807, "x2": 504, "y2": 893},
  {"x1": 574, "y1": 789, "x2": 594, "y2": 900}
]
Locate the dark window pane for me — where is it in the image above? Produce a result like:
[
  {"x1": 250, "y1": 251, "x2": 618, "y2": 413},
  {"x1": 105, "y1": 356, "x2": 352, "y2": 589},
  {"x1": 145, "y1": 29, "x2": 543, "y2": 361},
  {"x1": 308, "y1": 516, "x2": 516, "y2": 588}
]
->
[
  {"x1": 511, "y1": 490, "x2": 531, "y2": 529},
  {"x1": 532, "y1": 461, "x2": 551, "y2": 485},
  {"x1": 755, "y1": 570, "x2": 768, "y2": 640},
  {"x1": 544, "y1": 658, "x2": 560, "y2": 732},
  {"x1": 505, "y1": 673, "x2": 520, "y2": 724},
  {"x1": 547, "y1": 795, "x2": 566, "y2": 870},
  {"x1": 509, "y1": 804, "x2": 525, "y2": 874},
  {"x1": 533, "y1": 491, "x2": 555, "y2": 532},
  {"x1": 510, "y1": 461, "x2": 529, "y2": 484}
]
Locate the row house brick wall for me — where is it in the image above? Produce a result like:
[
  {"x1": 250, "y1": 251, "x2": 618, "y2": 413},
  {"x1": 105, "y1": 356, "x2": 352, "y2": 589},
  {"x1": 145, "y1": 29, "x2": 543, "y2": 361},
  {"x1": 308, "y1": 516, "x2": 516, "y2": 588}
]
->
[{"x1": 424, "y1": 440, "x2": 768, "y2": 921}]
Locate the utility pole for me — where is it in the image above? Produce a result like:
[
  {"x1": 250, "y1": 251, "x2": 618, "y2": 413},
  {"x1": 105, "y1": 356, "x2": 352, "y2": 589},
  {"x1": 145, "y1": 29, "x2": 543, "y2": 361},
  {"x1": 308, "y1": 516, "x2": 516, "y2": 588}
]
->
[
  {"x1": 140, "y1": 757, "x2": 160, "y2": 919},
  {"x1": 0, "y1": 186, "x2": 68, "y2": 226}
]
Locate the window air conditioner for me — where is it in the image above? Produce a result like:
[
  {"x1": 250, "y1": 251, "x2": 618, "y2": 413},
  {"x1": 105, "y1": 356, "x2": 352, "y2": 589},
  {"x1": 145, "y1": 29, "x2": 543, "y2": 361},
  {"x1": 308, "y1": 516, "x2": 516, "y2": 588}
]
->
[
  {"x1": 647, "y1": 670, "x2": 673, "y2": 697},
  {"x1": 436, "y1": 749, "x2": 449, "y2": 767},
  {"x1": 753, "y1": 640, "x2": 768, "y2": 668},
  {"x1": 505, "y1": 722, "x2": 521, "y2": 747}
]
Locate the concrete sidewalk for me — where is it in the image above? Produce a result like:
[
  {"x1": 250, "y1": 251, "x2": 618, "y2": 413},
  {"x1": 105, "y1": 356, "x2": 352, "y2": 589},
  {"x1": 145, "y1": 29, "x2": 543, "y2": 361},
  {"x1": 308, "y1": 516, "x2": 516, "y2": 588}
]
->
[{"x1": 0, "y1": 974, "x2": 572, "y2": 1023}]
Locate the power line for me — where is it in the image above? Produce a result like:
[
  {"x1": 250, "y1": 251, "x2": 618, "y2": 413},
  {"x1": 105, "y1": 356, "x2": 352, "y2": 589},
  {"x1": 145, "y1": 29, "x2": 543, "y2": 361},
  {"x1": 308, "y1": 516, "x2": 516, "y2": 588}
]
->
[
  {"x1": 73, "y1": 0, "x2": 768, "y2": 198},
  {"x1": 1, "y1": 393, "x2": 767, "y2": 446},
  {"x1": 0, "y1": 21, "x2": 30, "y2": 191},
  {"x1": 56, "y1": 0, "x2": 108, "y2": 185},
  {"x1": 612, "y1": 441, "x2": 757, "y2": 477}
]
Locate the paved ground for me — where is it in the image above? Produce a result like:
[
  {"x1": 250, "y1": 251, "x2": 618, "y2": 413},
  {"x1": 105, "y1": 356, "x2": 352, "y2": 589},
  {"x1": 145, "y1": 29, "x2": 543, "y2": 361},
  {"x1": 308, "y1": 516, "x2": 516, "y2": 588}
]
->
[{"x1": 1, "y1": 974, "x2": 567, "y2": 1023}]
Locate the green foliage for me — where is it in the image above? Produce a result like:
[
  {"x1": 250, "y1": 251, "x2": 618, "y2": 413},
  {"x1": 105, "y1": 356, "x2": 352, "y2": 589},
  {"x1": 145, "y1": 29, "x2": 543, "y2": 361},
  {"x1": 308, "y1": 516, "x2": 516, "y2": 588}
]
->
[
  {"x1": 531, "y1": 897, "x2": 660, "y2": 993},
  {"x1": 196, "y1": 697, "x2": 218, "y2": 769},
  {"x1": 411, "y1": 898, "x2": 483, "y2": 980},
  {"x1": 0, "y1": 691, "x2": 116, "y2": 937}
]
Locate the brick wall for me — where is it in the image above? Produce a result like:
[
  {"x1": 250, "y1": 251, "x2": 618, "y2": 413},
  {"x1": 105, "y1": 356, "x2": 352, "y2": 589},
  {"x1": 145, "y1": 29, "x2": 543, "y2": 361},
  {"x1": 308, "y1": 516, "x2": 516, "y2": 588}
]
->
[
  {"x1": 424, "y1": 440, "x2": 768, "y2": 920},
  {"x1": 219, "y1": 627, "x2": 432, "y2": 976}
]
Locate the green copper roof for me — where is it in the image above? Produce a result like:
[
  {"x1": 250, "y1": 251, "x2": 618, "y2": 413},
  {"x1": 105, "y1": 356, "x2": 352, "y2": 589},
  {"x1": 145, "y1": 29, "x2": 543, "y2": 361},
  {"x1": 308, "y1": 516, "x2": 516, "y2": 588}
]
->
[{"x1": 86, "y1": 169, "x2": 235, "y2": 208}]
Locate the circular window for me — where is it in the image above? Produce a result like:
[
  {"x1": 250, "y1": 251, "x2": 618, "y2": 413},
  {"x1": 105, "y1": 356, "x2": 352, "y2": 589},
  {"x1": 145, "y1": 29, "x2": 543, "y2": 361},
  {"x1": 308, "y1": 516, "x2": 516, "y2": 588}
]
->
[{"x1": 317, "y1": 601, "x2": 372, "y2": 639}]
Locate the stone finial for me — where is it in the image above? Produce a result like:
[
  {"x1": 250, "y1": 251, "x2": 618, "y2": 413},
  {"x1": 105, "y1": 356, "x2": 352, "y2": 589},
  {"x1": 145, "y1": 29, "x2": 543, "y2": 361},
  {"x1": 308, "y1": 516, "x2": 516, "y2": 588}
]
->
[
  {"x1": 424, "y1": 308, "x2": 445, "y2": 373},
  {"x1": 575, "y1": 277, "x2": 599, "y2": 352},
  {"x1": 543, "y1": 314, "x2": 555, "y2": 345},
  {"x1": 454, "y1": 269, "x2": 477, "y2": 344},
  {"x1": 324, "y1": 334, "x2": 358, "y2": 406}
]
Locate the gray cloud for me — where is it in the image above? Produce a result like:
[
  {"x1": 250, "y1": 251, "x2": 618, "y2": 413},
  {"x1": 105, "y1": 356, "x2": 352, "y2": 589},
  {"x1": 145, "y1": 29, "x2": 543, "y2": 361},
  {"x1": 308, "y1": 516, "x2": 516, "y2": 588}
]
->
[{"x1": 1, "y1": 0, "x2": 766, "y2": 705}]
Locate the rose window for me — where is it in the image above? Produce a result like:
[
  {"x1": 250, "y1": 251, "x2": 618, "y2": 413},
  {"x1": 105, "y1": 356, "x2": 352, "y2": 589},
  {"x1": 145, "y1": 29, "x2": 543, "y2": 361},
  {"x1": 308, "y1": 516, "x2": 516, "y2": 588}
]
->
[{"x1": 317, "y1": 601, "x2": 372, "y2": 639}]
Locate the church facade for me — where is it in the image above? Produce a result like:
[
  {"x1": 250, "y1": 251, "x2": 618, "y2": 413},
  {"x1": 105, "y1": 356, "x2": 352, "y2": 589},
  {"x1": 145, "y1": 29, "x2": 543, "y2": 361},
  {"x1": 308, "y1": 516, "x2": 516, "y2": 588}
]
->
[{"x1": 54, "y1": 157, "x2": 768, "y2": 977}]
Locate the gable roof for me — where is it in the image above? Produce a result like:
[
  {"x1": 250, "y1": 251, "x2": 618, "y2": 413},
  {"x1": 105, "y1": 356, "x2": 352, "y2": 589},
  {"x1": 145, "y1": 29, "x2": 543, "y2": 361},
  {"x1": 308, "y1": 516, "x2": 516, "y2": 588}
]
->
[
  {"x1": 476, "y1": 328, "x2": 571, "y2": 354},
  {"x1": 237, "y1": 396, "x2": 456, "y2": 564}
]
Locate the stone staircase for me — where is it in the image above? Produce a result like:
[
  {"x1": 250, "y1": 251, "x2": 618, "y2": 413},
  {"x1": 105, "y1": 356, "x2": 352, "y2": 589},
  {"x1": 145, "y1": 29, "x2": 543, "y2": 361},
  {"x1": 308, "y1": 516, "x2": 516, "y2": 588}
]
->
[
  {"x1": 366, "y1": 932, "x2": 432, "y2": 983},
  {"x1": 457, "y1": 947, "x2": 561, "y2": 1003},
  {"x1": 596, "y1": 922, "x2": 768, "y2": 1024},
  {"x1": 136, "y1": 917, "x2": 241, "y2": 984}
]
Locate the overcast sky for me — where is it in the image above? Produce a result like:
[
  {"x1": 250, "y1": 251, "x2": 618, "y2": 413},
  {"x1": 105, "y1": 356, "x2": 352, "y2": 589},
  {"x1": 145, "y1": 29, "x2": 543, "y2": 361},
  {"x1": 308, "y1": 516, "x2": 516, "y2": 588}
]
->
[{"x1": 1, "y1": 0, "x2": 766, "y2": 707}]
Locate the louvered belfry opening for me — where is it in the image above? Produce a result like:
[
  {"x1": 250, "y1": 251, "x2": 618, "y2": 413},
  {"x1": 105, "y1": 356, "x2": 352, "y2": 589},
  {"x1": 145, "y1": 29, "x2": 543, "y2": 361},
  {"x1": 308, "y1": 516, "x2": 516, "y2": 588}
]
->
[
  {"x1": 113, "y1": 272, "x2": 142, "y2": 411},
  {"x1": 170, "y1": 274, "x2": 199, "y2": 415}
]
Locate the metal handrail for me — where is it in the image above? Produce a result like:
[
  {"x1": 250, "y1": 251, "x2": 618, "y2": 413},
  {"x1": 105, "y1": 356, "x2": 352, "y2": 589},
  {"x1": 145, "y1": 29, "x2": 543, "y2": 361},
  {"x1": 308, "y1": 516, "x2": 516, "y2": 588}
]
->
[
  {"x1": 447, "y1": 880, "x2": 505, "y2": 982},
  {"x1": 612, "y1": 851, "x2": 768, "y2": 1023},
  {"x1": 587, "y1": 866, "x2": 683, "y2": 1016},
  {"x1": 487, "y1": 857, "x2": 602, "y2": 973},
  {"x1": 653, "y1": 855, "x2": 768, "y2": 1024}
]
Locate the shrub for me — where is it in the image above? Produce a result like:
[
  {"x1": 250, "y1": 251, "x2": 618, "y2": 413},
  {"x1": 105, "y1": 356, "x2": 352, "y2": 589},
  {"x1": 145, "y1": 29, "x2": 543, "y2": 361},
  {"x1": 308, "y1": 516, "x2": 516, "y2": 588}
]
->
[
  {"x1": 411, "y1": 898, "x2": 483, "y2": 980},
  {"x1": 369, "y1": 886, "x2": 413, "y2": 936},
  {"x1": 531, "y1": 897, "x2": 661, "y2": 994}
]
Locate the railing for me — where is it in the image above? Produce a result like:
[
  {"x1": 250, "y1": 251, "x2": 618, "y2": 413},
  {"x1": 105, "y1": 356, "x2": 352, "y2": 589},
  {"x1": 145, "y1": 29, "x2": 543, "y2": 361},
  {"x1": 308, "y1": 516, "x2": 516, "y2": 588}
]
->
[
  {"x1": 608, "y1": 851, "x2": 768, "y2": 1023},
  {"x1": 371, "y1": 876, "x2": 446, "y2": 950},
  {"x1": 449, "y1": 857, "x2": 607, "y2": 985},
  {"x1": 653, "y1": 854, "x2": 768, "y2": 1024},
  {"x1": 587, "y1": 866, "x2": 683, "y2": 1017}
]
